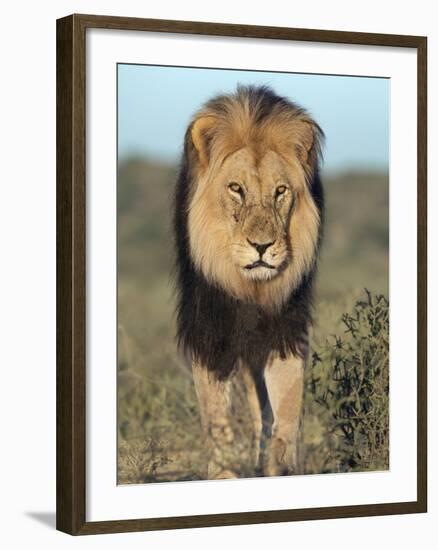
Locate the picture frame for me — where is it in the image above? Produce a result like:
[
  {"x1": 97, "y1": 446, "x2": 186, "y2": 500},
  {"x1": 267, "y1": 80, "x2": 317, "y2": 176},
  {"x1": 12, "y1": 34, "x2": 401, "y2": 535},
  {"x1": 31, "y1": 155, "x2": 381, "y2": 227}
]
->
[{"x1": 56, "y1": 13, "x2": 427, "y2": 535}]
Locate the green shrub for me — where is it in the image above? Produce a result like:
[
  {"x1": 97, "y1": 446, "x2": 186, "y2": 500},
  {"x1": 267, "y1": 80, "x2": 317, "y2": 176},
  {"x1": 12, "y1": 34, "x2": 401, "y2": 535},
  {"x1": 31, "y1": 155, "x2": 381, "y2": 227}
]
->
[{"x1": 306, "y1": 290, "x2": 389, "y2": 473}]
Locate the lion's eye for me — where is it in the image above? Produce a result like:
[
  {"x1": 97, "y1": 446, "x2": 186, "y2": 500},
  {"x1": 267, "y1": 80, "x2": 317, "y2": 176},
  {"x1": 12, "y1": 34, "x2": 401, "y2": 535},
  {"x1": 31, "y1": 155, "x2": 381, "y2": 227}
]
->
[
  {"x1": 275, "y1": 185, "x2": 287, "y2": 198},
  {"x1": 228, "y1": 182, "x2": 244, "y2": 196}
]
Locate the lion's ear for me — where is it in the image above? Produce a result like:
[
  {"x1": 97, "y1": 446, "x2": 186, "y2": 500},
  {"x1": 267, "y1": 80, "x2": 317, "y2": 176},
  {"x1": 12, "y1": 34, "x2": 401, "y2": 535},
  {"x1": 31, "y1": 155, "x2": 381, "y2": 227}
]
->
[
  {"x1": 294, "y1": 119, "x2": 321, "y2": 167},
  {"x1": 191, "y1": 116, "x2": 217, "y2": 169}
]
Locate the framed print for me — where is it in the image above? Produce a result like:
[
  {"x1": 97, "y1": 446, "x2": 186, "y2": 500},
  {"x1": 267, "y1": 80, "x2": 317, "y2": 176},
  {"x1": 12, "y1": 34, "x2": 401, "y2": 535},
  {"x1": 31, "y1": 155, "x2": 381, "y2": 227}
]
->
[{"x1": 56, "y1": 14, "x2": 427, "y2": 535}]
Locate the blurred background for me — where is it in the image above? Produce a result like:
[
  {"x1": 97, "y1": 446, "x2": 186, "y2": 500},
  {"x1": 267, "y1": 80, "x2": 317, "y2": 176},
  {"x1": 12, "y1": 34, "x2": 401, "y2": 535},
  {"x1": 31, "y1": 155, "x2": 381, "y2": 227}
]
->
[{"x1": 117, "y1": 64, "x2": 389, "y2": 484}]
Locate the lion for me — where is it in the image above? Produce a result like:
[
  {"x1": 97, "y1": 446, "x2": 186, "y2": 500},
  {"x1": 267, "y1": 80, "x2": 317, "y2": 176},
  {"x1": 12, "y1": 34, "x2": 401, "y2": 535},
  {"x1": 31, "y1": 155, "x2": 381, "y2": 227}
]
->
[{"x1": 173, "y1": 85, "x2": 324, "y2": 479}]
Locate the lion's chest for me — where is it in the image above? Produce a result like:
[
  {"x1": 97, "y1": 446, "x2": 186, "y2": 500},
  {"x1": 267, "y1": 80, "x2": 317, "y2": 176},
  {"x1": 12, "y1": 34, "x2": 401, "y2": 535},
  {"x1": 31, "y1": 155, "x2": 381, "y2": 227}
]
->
[{"x1": 231, "y1": 303, "x2": 283, "y2": 368}]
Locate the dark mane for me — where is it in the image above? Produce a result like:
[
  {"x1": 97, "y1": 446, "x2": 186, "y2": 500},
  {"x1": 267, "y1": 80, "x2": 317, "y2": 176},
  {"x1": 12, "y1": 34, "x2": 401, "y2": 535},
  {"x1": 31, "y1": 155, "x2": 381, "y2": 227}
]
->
[{"x1": 173, "y1": 85, "x2": 324, "y2": 380}]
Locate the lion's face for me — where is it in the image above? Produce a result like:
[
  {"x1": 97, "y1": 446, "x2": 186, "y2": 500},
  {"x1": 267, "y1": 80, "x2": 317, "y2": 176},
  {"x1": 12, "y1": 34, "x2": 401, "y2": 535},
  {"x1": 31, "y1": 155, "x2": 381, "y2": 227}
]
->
[
  {"x1": 186, "y1": 91, "x2": 322, "y2": 309},
  {"x1": 215, "y1": 148, "x2": 294, "y2": 282}
]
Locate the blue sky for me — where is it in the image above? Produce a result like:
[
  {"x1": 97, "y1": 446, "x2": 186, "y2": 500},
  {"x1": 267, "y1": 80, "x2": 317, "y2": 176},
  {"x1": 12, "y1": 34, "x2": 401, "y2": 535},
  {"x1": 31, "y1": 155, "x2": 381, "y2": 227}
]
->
[{"x1": 118, "y1": 64, "x2": 389, "y2": 173}]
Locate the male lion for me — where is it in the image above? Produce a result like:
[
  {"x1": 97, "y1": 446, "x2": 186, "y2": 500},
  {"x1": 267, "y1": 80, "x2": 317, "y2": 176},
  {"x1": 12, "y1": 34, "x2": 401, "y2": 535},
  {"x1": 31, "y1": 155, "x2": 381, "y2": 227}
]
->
[{"x1": 173, "y1": 85, "x2": 324, "y2": 479}]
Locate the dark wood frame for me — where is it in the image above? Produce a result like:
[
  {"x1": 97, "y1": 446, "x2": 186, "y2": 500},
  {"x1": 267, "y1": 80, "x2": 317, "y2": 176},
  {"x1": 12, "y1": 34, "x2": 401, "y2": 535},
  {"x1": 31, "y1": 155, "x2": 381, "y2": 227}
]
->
[{"x1": 57, "y1": 13, "x2": 428, "y2": 535}]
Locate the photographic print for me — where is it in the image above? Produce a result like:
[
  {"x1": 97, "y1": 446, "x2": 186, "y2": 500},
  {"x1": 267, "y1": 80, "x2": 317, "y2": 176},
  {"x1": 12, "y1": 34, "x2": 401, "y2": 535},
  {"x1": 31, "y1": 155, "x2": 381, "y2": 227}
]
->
[
  {"x1": 57, "y1": 15, "x2": 426, "y2": 534},
  {"x1": 117, "y1": 65, "x2": 389, "y2": 484}
]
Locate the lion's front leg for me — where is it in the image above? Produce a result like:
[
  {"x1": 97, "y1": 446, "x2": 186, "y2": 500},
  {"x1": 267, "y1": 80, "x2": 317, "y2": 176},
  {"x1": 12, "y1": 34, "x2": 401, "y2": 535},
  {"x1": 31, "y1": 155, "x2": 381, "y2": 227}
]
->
[
  {"x1": 264, "y1": 353, "x2": 304, "y2": 476},
  {"x1": 192, "y1": 361, "x2": 237, "y2": 480},
  {"x1": 241, "y1": 366, "x2": 263, "y2": 471}
]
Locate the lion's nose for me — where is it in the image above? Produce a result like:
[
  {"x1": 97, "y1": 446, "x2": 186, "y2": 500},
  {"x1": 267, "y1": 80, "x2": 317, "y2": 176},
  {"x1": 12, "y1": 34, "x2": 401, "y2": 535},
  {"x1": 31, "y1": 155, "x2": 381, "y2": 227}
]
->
[{"x1": 247, "y1": 239, "x2": 275, "y2": 257}]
